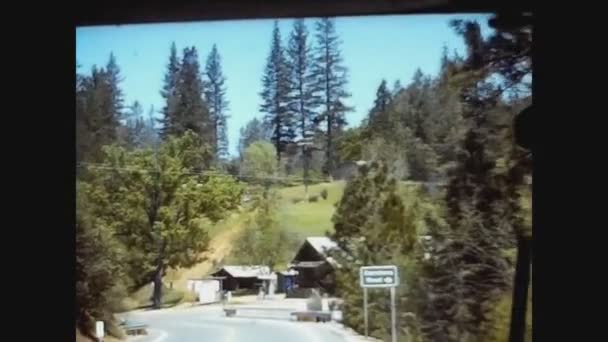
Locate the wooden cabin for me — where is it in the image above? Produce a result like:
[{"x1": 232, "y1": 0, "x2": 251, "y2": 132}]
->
[
  {"x1": 289, "y1": 237, "x2": 340, "y2": 296},
  {"x1": 211, "y1": 265, "x2": 271, "y2": 292}
]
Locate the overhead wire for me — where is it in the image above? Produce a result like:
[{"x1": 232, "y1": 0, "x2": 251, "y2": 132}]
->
[{"x1": 76, "y1": 162, "x2": 332, "y2": 183}]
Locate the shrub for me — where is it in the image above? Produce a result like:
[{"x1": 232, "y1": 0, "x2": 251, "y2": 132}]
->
[
  {"x1": 119, "y1": 297, "x2": 140, "y2": 312},
  {"x1": 180, "y1": 290, "x2": 198, "y2": 304},
  {"x1": 480, "y1": 290, "x2": 532, "y2": 342},
  {"x1": 106, "y1": 282, "x2": 130, "y2": 313},
  {"x1": 320, "y1": 188, "x2": 328, "y2": 200},
  {"x1": 308, "y1": 195, "x2": 319, "y2": 202},
  {"x1": 291, "y1": 197, "x2": 304, "y2": 204},
  {"x1": 106, "y1": 320, "x2": 126, "y2": 340},
  {"x1": 162, "y1": 288, "x2": 185, "y2": 306}
]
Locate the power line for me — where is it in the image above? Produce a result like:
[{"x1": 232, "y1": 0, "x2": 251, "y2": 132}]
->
[{"x1": 76, "y1": 162, "x2": 332, "y2": 183}]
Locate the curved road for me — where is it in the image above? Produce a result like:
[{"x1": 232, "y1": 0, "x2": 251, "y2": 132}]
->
[{"x1": 122, "y1": 305, "x2": 351, "y2": 342}]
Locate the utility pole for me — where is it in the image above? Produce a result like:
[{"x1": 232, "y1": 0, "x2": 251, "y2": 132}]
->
[{"x1": 297, "y1": 135, "x2": 315, "y2": 198}]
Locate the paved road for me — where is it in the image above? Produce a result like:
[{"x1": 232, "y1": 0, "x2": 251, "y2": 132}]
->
[{"x1": 121, "y1": 304, "x2": 351, "y2": 342}]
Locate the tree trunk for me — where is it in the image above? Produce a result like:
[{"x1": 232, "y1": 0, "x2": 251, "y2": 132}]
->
[
  {"x1": 508, "y1": 235, "x2": 531, "y2": 342},
  {"x1": 152, "y1": 260, "x2": 165, "y2": 310},
  {"x1": 303, "y1": 146, "x2": 309, "y2": 197}
]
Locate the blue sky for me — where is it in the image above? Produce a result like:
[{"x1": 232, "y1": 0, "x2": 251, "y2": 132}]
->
[{"x1": 76, "y1": 14, "x2": 492, "y2": 157}]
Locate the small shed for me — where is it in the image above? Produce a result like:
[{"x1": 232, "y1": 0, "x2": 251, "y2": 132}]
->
[
  {"x1": 290, "y1": 237, "x2": 340, "y2": 294},
  {"x1": 211, "y1": 265, "x2": 271, "y2": 291},
  {"x1": 187, "y1": 277, "x2": 225, "y2": 304}
]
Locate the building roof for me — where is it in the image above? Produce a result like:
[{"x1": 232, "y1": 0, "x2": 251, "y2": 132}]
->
[
  {"x1": 215, "y1": 265, "x2": 271, "y2": 278},
  {"x1": 306, "y1": 237, "x2": 338, "y2": 257},
  {"x1": 279, "y1": 270, "x2": 299, "y2": 276},
  {"x1": 188, "y1": 276, "x2": 226, "y2": 281},
  {"x1": 291, "y1": 260, "x2": 327, "y2": 268}
]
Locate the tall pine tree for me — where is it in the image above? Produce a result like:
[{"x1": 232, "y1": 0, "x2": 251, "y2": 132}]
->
[
  {"x1": 419, "y1": 20, "x2": 517, "y2": 342},
  {"x1": 260, "y1": 21, "x2": 295, "y2": 163},
  {"x1": 286, "y1": 19, "x2": 318, "y2": 142},
  {"x1": 106, "y1": 53, "x2": 124, "y2": 122},
  {"x1": 75, "y1": 54, "x2": 124, "y2": 166},
  {"x1": 311, "y1": 18, "x2": 352, "y2": 177},
  {"x1": 76, "y1": 70, "x2": 91, "y2": 166},
  {"x1": 286, "y1": 19, "x2": 319, "y2": 182},
  {"x1": 204, "y1": 44, "x2": 230, "y2": 160},
  {"x1": 118, "y1": 100, "x2": 144, "y2": 149},
  {"x1": 159, "y1": 42, "x2": 181, "y2": 139},
  {"x1": 331, "y1": 161, "x2": 441, "y2": 340},
  {"x1": 368, "y1": 79, "x2": 393, "y2": 135},
  {"x1": 172, "y1": 47, "x2": 212, "y2": 141}
]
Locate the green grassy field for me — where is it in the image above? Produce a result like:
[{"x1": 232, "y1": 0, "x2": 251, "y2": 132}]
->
[
  {"x1": 277, "y1": 181, "x2": 346, "y2": 238},
  {"x1": 276, "y1": 180, "x2": 423, "y2": 239}
]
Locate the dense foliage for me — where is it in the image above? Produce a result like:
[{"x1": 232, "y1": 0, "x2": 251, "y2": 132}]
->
[
  {"x1": 330, "y1": 162, "x2": 446, "y2": 341},
  {"x1": 229, "y1": 189, "x2": 299, "y2": 270},
  {"x1": 330, "y1": 15, "x2": 532, "y2": 342},
  {"x1": 76, "y1": 131, "x2": 244, "y2": 334}
]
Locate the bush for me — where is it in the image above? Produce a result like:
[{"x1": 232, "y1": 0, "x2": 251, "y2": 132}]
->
[
  {"x1": 162, "y1": 288, "x2": 185, "y2": 306},
  {"x1": 291, "y1": 197, "x2": 304, "y2": 204},
  {"x1": 106, "y1": 282, "x2": 130, "y2": 313},
  {"x1": 118, "y1": 297, "x2": 140, "y2": 312},
  {"x1": 106, "y1": 320, "x2": 126, "y2": 340},
  {"x1": 320, "y1": 188, "x2": 328, "y2": 200},
  {"x1": 308, "y1": 195, "x2": 319, "y2": 202}
]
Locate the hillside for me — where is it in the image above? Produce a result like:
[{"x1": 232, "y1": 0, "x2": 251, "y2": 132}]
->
[
  {"x1": 155, "y1": 182, "x2": 346, "y2": 293},
  {"x1": 125, "y1": 180, "x2": 427, "y2": 304},
  {"x1": 122, "y1": 210, "x2": 249, "y2": 305},
  {"x1": 159, "y1": 180, "x2": 421, "y2": 289},
  {"x1": 166, "y1": 210, "x2": 249, "y2": 288},
  {"x1": 277, "y1": 181, "x2": 346, "y2": 239}
]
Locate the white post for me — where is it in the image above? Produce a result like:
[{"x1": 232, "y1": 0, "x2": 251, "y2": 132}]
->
[
  {"x1": 322, "y1": 296, "x2": 329, "y2": 312},
  {"x1": 95, "y1": 321, "x2": 104, "y2": 342},
  {"x1": 390, "y1": 286, "x2": 397, "y2": 342}
]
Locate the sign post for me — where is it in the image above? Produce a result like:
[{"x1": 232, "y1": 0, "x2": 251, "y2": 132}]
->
[
  {"x1": 363, "y1": 287, "x2": 368, "y2": 337},
  {"x1": 95, "y1": 321, "x2": 104, "y2": 342},
  {"x1": 360, "y1": 265, "x2": 399, "y2": 342},
  {"x1": 390, "y1": 286, "x2": 397, "y2": 342}
]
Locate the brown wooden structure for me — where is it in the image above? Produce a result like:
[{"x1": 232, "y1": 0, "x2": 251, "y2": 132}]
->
[
  {"x1": 211, "y1": 265, "x2": 271, "y2": 292},
  {"x1": 289, "y1": 237, "x2": 340, "y2": 295}
]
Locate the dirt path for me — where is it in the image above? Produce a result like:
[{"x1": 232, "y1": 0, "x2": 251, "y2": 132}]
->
[{"x1": 166, "y1": 211, "x2": 248, "y2": 291}]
